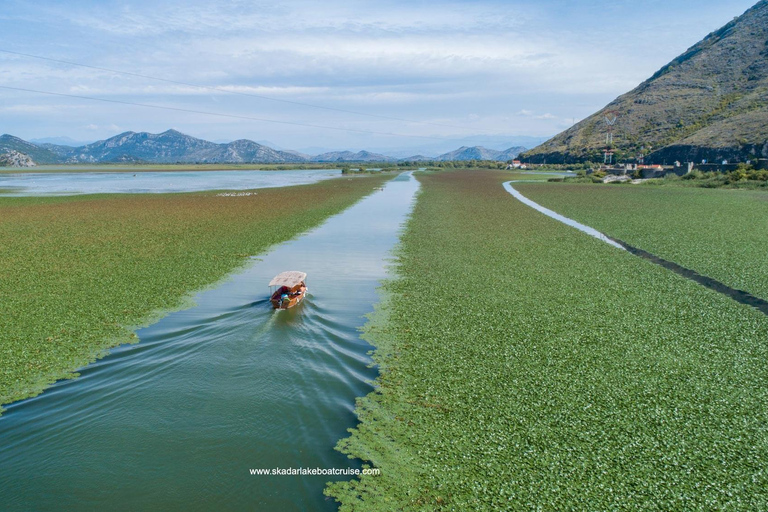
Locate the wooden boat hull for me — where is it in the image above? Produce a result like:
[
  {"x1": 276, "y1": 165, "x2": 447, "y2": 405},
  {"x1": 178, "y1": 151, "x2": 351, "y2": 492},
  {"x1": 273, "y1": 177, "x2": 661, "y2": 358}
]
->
[{"x1": 270, "y1": 285, "x2": 307, "y2": 310}]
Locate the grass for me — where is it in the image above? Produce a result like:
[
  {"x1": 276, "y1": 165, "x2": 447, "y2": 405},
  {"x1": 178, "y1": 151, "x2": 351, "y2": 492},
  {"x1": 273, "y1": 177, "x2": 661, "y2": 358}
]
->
[
  {"x1": 516, "y1": 182, "x2": 768, "y2": 300},
  {"x1": 0, "y1": 174, "x2": 389, "y2": 410},
  {"x1": 560, "y1": 169, "x2": 768, "y2": 189},
  {"x1": 654, "y1": 170, "x2": 768, "y2": 190},
  {"x1": 326, "y1": 170, "x2": 768, "y2": 510}
]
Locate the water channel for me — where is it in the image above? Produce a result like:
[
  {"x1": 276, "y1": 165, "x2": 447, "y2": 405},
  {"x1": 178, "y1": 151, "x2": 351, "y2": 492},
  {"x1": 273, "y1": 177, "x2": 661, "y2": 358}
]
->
[{"x1": 0, "y1": 172, "x2": 419, "y2": 511}]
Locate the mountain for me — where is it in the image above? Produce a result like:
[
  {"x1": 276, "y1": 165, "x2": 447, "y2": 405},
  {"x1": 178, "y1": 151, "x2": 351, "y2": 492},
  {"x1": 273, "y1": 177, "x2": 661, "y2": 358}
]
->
[
  {"x1": 496, "y1": 147, "x2": 527, "y2": 161},
  {"x1": 1, "y1": 130, "x2": 527, "y2": 165},
  {"x1": 313, "y1": 150, "x2": 395, "y2": 162},
  {"x1": 369, "y1": 135, "x2": 546, "y2": 159},
  {"x1": 0, "y1": 134, "x2": 61, "y2": 164},
  {"x1": 522, "y1": 0, "x2": 768, "y2": 164},
  {"x1": 58, "y1": 130, "x2": 307, "y2": 164},
  {"x1": 30, "y1": 136, "x2": 93, "y2": 147},
  {"x1": 37, "y1": 142, "x2": 83, "y2": 159},
  {"x1": 0, "y1": 149, "x2": 36, "y2": 167},
  {"x1": 207, "y1": 139, "x2": 306, "y2": 163},
  {"x1": 434, "y1": 145, "x2": 526, "y2": 161}
]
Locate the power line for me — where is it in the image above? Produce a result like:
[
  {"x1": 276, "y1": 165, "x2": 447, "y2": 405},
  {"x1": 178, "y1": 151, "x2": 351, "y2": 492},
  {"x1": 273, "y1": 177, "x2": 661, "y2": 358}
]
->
[
  {"x1": 0, "y1": 48, "x2": 491, "y2": 133},
  {"x1": 0, "y1": 85, "x2": 454, "y2": 141}
]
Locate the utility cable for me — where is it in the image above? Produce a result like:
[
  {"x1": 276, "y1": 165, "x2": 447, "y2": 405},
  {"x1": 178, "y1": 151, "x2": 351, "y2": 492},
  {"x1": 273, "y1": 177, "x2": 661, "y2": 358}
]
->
[
  {"x1": 0, "y1": 48, "x2": 493, "y2": 133},
  {"x1": 0, "y1": 85, "x2": 454, "y2": 141}
]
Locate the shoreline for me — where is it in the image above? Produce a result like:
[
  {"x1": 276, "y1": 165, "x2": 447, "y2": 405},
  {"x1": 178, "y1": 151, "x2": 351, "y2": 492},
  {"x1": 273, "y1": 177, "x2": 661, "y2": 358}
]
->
[
  {"x1": 0, "y1": 163, "x2": 413, "y2": 174},
  {"x1": 0, "y1": 174, "x2": 391, "y2": 412}
]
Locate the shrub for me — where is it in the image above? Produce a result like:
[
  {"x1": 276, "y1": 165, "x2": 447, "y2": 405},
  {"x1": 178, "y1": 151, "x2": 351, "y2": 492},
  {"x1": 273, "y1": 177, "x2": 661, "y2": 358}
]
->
[
  {"x1": 682, "y1": 170, "x2": 704, "y2": 180},
  {"x1": 725, "y1": 169, "x2": 747, "y2": 184}
]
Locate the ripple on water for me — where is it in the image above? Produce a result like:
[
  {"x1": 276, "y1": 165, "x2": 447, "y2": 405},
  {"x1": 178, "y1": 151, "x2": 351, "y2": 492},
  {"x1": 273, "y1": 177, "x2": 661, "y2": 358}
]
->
[{"x1": 0, "y1": 172, "x2": 419, "y2": 511}]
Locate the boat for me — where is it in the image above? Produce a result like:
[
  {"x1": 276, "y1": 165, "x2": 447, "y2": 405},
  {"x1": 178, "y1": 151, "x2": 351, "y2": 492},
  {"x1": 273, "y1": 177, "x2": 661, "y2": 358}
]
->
[{"x1": 269, "y1": 271, "x2": 308, "y2": 310}]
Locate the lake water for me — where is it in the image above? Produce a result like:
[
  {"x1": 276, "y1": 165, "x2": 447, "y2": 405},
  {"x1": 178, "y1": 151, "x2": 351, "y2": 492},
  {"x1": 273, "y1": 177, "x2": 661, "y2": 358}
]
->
[
  {"x1": 0, "y1": 172, "x2": 419, "y2": 511},
  {"x1": 0, "y1": 169, "x2": 342, "y2": 196}
]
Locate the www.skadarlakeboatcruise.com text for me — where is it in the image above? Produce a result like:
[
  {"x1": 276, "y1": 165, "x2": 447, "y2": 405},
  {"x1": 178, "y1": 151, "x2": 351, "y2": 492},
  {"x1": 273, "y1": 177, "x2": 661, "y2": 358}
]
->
[{"x1": 249, "y1": 467, "x2": 381, "y2": 476}]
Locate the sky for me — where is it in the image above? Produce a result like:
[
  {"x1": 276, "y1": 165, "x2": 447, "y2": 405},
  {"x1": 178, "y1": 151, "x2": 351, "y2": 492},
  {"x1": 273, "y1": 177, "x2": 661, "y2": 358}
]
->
[{"x1": 0, "y1": 0, "x2": 758, "y2": 154}]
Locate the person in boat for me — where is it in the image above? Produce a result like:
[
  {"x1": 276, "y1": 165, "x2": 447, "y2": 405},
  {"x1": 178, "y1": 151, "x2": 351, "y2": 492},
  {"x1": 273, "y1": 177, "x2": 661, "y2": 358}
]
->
[{"x1": 269, "y1": 271, "x2": 307, "y2": 309}]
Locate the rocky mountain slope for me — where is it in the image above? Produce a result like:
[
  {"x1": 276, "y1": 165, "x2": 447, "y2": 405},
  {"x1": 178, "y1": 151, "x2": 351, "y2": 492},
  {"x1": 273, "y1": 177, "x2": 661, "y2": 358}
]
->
[
  {"x1": 0, "y1": 149, "x2": 36, "y2": 167},
  {"x1": 522, "y1": 0, "x2": 768, "y2": 164},
  {"x1": 0, "y1": 135, "x2": 61, "y2": 164}
]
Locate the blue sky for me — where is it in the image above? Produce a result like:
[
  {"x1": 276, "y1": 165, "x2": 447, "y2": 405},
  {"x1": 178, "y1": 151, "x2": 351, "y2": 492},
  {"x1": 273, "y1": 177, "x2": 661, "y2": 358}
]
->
[{"x1": 0, "y1": 0, "x2": 757, "y2": 153}]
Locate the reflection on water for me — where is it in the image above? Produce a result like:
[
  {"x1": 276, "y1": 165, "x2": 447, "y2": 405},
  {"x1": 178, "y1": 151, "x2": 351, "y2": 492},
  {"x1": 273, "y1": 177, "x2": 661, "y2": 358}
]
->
[
  {"x1": 0, "y1": 173, "x2": 419, "y2": 511},
  {"x1": 0, "y1": 169, "x2": 342, "y2": 196}
]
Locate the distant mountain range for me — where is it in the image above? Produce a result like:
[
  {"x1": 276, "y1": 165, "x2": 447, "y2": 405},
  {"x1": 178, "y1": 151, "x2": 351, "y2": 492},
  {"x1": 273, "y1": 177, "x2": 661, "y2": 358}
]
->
[
  {"x1": 313, "y1": 150, "x2": 395, "y2": 163},
  {"x1": 30, "y1": 136, "x2": 94, "y2": 147},
  {"x1": 422, "y1": 146, "x2": 526, "y2": 162},
  {"x1": 0, "y1": 130, "x2": 526, "y2": 166},
  {"x1": 522, "y1": 0, "x2": 768, "y2": 164}
]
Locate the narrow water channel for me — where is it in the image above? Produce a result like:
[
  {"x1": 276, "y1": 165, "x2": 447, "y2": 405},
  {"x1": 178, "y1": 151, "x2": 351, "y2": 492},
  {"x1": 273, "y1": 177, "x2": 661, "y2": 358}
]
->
[{"x1": 0, "y1": 172, "x2": 419, "y2": 511}]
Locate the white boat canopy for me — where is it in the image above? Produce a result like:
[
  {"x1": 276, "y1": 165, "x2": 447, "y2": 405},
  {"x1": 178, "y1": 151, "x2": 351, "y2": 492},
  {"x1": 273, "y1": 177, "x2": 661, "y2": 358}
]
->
[{"x1": 269, "y1": 271, "x2": 307, "y2": 288}]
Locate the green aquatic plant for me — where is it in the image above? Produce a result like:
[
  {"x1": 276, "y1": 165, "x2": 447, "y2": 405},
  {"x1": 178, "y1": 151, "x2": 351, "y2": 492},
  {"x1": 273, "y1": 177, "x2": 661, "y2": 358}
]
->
[
  {"x1": 327, "y1": 170, "x2": 768, "y2": 510},
  {"x1": 518, "y1": 182, "x2": 768, "y2": 301},
  {"x1": 0, "y1": 174, "x2": 390, "y2": 410}
]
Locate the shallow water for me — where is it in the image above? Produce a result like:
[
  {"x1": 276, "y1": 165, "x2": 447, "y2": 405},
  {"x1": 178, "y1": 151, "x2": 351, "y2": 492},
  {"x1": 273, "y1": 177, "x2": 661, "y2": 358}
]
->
[
  {"x1": 0, "y1": 169, "x2": 341, "y2": 196},
  {"x1": 0, "y1": 172, "x2": 419, "y2": 511}
]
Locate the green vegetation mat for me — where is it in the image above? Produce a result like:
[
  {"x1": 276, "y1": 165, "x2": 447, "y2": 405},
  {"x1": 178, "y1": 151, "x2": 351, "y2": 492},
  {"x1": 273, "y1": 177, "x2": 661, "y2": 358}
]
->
[
  {"x1": 0, "y1": 175, "x2": 388, "y2": 410},
  {"x1": 517, "y1": 183, "x2": 768, "y2": 300},
  {"x1": 327, "y1": 170, "x2": 768, "y2": 510}
]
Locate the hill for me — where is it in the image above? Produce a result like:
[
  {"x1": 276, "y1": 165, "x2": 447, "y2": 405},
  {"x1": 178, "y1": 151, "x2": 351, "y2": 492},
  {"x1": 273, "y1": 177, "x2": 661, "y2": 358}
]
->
[
  {"x1": 0, "y1": 149, "x2": 36, "y2": 167},
  {"x1": 0, "y1": 135, "x2": 61, "y2": 164},
  {"x1": 313, "y1": 150, "x2": 395, "y2": 163},
  {"x1": 522, "y1": 0, "x2": 768, "y2": 164},
  {"x1": 434, "y1": 146, "x2": 524, "y2": 161},
  {"x1": 59, "y1": 130, "x2": 307, "y2": 164}
]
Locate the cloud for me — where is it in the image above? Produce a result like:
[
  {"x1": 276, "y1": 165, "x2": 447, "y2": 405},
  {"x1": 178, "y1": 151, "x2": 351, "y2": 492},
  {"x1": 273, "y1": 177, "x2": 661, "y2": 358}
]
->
[
  {"x1": 0, "y1": 0, "x2": 758, "y2": 147},
  {"x1": 1, "y1": 104, "x2": 71, "y2": 113},
  {"x1": 53, "y1": 0, "x2": 533, "y2": 37},
  {"x1": 85, "y1": 123, "x2": 121, "y2": 132},
  {"x1": 515, "y1": 110, "x2": 557, "y2": 120}
]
